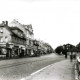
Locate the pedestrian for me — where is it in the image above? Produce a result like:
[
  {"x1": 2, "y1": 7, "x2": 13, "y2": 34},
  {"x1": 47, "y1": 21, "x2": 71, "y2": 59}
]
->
[
  {"x1": 77, "y1": 57, "x2": 80, "y2": 75},
  {"x1": 65, "y1": 51, "x2": 67, "y2": 59},
  {"x1": 73, "y1": 52, "x2": 76, "y2": 59},
  {"x1": 70, "y1": 52, "x2": 73, "y2": 62},
  {"x1": 63, "y1": 49, "x2": 67, "y2": 59}
]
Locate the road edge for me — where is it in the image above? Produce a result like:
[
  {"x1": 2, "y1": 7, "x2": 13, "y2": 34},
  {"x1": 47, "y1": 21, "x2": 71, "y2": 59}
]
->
[{"x1": 75, "y1": 63, "x2": 79, "y2": 80}]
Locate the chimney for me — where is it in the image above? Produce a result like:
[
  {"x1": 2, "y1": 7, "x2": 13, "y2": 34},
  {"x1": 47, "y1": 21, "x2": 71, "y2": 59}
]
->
[
  {"x1": 5, "y1": 21, "x2": 8, "y2": 26},
  {"x1": 2, "y1": 21, "x2": 5, "y2": 25},
  {"x1": 2, "y1": 21, "x2": 8, "y2": 26}
]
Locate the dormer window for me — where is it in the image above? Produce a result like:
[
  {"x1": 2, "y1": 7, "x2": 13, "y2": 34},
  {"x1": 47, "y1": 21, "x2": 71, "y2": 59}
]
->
[{"x1": 21, "y1": 34, "x2": 23, "y2": 37}]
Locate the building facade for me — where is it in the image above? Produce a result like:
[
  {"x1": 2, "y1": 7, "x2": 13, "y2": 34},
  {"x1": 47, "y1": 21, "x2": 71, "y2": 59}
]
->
[
  {"x1": 0, "y1": 20, "x2": 53, "y2": 58},
  {"x1": 0, "y1": 21, "x2": 26, "y2": 58},
  {"x1": 33, "y1": 39, "x2": 53, "y2": 56},
  {"x1": 63, "y1": 44, "x2": 74, "y2": 51},
  {"x1": 9, "y1": 19, "x2": 34, "y2": 56}
]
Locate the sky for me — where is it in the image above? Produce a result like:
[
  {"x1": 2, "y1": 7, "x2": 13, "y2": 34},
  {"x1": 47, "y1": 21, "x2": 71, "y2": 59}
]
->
[{"x1": 0, "y1": 0, "x2": 80, "y2": 49}]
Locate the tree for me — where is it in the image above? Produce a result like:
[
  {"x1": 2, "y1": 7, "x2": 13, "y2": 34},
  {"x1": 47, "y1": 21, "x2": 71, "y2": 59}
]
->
[
  {"x1": 76, "y1": 42, "x2": 80, "y2": 52},
  {"x1": 55, "y1": 46, "x2": 63, "y2": 55}
]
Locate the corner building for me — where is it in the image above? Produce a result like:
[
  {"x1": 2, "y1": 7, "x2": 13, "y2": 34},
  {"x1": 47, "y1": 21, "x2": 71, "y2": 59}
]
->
[
  {"x1": 0, "y1": 21, "x2": 26, "y2": 58},
  {"x1": 9, "y1": 19, "x2": 34, "y2": 56}
]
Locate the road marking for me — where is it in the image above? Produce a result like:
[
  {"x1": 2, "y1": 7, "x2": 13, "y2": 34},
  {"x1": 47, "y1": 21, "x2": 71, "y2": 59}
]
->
[
  {"x1": 20, "y1": 59, "x2": 64, "y2": 80},
  {"x1": 21, "y1": 64, "x2": 53, "y2": 80},
  {"x1": 21, "y1": 76, "x2": 31, "y2": 80},
  {"x1": 31, "y1": 64, "x2": 52, "y2": 76}
]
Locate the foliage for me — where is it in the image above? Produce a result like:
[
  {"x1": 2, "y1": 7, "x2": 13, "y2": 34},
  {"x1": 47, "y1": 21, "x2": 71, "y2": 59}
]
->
[
  {"x1": 55, "y1": 46, "x2": 63, "y2": 55},
  {"x1": 76, "y1": 42, "x2": 80, "y2": 52}
]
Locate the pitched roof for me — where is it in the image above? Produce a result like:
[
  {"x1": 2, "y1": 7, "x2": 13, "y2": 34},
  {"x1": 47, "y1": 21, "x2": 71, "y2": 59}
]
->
[
  {"x1": 0, "y1": 24, "x2": 26, "y2": 40},
  {"x1": 9, "y1": 27, "x2": 23, "y2": 33},
  {"x1": 11, "y1": 31, "x2": 26, "y2": 40}
]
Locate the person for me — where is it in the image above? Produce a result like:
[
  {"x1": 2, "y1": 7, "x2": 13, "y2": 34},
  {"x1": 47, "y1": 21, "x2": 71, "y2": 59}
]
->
[
  {"x1": 73, "y1": 52, "x2": 76, "y2": 59},
  {"x1": 65, "y1": 51, "x2": 67, "y2": 59},
  {"x1": 63, "y1": 49, "x2": 67, "y2": 59},
  {"x1": 77, "y1": 57, "x2": 80, "y2": 75},
  {"x1": 70, "y1": 52, "x2": 73, "y2": 62}
]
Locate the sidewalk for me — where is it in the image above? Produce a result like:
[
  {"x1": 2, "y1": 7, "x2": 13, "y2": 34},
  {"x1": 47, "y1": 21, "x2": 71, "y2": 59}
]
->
[{"x1": 24, "y1": 59, "x2": 76, "y2": 80}]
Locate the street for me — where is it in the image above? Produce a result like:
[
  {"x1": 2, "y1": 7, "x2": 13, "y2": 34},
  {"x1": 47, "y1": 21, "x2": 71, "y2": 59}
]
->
[
  {"x1": 0, "y1": 0, "x2": 80, "y2": 80},
  {"x1": 0, "y1": 53, "x2": 64, "y2": 80}
]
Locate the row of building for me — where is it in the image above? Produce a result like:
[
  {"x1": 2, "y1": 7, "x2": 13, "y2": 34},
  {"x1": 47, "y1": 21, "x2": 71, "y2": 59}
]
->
[
  {"x1": 55, "y1": 43, "x2": 79, "y2": 55},
  {"x1": 0, "y1": 19, "x2": 53, "y2": 58}
]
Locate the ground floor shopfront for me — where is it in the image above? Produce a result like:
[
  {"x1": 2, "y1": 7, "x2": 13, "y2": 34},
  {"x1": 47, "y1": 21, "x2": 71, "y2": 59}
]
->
[
  {"x1": 0, "y1": 42, "x2": 26, "y2": 58},
  {"x1": 26, "y1": 45, "x2": 34, "y2": 56},
  {"x1": 0, "y1": 43, "x2": 34, "y2": 58}
]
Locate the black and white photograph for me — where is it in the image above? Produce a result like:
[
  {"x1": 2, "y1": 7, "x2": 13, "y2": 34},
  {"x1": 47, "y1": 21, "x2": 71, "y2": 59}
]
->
[{"x1": 0, "y1": 0, "x2": 80, "y2": 80}]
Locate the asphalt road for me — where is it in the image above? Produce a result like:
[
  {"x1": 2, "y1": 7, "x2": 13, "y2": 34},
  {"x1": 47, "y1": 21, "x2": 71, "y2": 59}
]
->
[{"x1": 0, "y1": 53, "x2": 65, "y2": 80}]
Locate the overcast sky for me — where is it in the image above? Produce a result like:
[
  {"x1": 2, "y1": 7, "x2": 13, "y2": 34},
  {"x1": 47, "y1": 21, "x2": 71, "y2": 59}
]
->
[{"x1": 0, "y1": 0, "x2": 80, "y2": 49}]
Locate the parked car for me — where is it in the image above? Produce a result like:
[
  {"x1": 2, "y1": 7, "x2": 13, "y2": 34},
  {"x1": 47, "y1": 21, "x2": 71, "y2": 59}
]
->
[{"x1": 32, "y1": 50, "x2": 41, "y2": 57}]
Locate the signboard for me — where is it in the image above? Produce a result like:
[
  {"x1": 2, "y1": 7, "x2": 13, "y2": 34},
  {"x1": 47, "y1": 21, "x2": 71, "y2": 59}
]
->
[
  {"x1": 2, "y1": 48, "x2": 7, "y2": 54},
  {"x1": 6, "y1": 43, "x2": 10, "y2": 48}
]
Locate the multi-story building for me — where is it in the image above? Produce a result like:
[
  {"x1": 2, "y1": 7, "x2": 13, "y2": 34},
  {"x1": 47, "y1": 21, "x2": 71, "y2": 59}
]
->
[
  {"x1": 0, "y1": 21, "x2": 26, "y2": 58},
  {"x1": 24, "y1": 24, "x2": 34, "y2": 56},
  {"x1": 63, "y1": 43, "x2": 75, "y2": 52},
  {"x1": 33, "y1": 39, "x2": 53, "y2": 56},
  {"x1": 9, "y1": 19, "x2": 34, "y2": 56}
]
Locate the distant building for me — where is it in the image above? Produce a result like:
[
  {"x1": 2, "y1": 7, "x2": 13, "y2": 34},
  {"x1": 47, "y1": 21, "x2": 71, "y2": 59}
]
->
[
  {"x1": 23, "y1": 24, "x2": 34, "y2": 56},
  {"x1": 33, "y1": 39, "x2": 53, "y2": 55},
  {"x1": 63, "y1": 43, "x2": 74, "y2": 52}
]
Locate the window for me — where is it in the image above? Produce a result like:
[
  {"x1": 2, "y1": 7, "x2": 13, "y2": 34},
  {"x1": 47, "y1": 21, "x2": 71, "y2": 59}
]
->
[
  {"x1": 15, "y1": 37, "x2": 16, "y2": 40},
  {"x1": 21, "y1": 33, "x2": 23, "y2": 37},
  {"x1": 29, "y1": 40, "x2": 31, "y2": 45},
  {"x1": 23, "y1": 41, "x2": 24, "y2": 44},
  {"x1": 0, "y1": 28, "x2": 3, "y2": 33},
  {"x1": 0, "y1": 37, "x2": 3, "y2": 42},
  {"x1": 5, "y1": 36, "x2": 8, "y2": 42},
  {"x1": 18, "y1": 39, "x2": 20, "y2": 43},
  {"x1": 12, "y1": 36, "x2": 14, "y2": 42},
  {"x1": 18, "y1": 32, "x2": 21, "y2": 36}
]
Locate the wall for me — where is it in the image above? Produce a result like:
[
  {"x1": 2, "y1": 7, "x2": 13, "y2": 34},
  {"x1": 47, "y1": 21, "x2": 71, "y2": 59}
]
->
[{"x1": 0, "y1": 27, "x2": 11, "y2": 43}]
